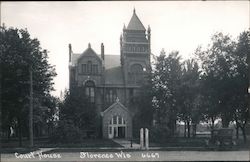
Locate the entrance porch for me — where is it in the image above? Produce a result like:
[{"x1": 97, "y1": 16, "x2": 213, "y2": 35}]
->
[{"x1": 101, "y1": 99, "x2": 132, "y2": 139}]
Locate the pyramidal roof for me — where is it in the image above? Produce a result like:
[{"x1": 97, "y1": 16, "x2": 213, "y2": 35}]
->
[{"x1": 126, "y1": 9, "x2": 146, "y2": 31}]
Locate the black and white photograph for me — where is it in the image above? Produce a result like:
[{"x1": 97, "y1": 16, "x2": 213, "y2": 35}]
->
[{"x1": 1, "y1": 1, "x2": 250, "y2": 161}]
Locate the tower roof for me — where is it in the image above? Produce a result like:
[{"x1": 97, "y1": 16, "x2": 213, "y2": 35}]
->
[{"x1": 126, "y1": 9, "x2": 146, "y2": 31}]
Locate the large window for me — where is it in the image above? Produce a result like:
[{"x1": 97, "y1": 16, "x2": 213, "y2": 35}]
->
[
  {"x1": 130, "y1": 64, "x2": 144, "y2": 84},
  {"x1": 85, "y1": 81, "x2": 95, "y2": 103},
  {"x1": 106, "y1": 89, "x2": 117, "y2": 104},
  {"x1": 81, "y1": 62, "x2": 98, "y2": 75},
  {"x1": 131, "y1": 64, "x2": 143, "y2": 73},
  {"x1": 110, "y1": 115, "x2": 125, "y2": 125}
]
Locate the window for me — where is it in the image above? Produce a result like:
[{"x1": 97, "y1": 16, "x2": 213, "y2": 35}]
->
[
  {"x1": 106, "y1": 89, "x2": 117, "y2": 104},
  {"x1": 118, "y1": 116, "x2": 122, "y2": 124},
  {"x1": 130, "y1": 64, "x2": 144, "y2": 84},
  {"x1": 82, "y1": 61, "x2": 98, "y2": 75},
  {"x1": 110, "y1": 116, "x2": 125, "y2": 126},
  {"x1": 113, "y1": 116, "x2": 117, "y2": 124},
  {"x1": 85, "y1": 81, "x2": 95, "y2": 103},
  {"x1": 92, "y1": 65, "x2": 98, "y2": 74},
  {"x1": 87, "y1": 61, "x2": 92, "y2": 74},
  {"x1": 131, "y1": 64, "x2": 143, "y2": 73},
  {"x1": 82, "y1": 64, "x2": 86, "y2": 74}
]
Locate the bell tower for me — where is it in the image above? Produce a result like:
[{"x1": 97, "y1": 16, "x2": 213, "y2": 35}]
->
[{"x1": 120, "y1": 9, "x2": 151, "y2": 85}]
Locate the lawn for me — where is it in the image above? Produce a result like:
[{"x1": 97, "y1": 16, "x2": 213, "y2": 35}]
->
[
  {"x1": 149, "y1": 137, "x2": 208, "y2": 147},
  {"x1": 1, "y1": 137, "x2": 122, "y2": 152},
  {"x1": 146, "y1": 137, "x2": 250, "y2": 151},
  {"x1": 45, "y1": 139, "x2": 122, "y2": 148}
]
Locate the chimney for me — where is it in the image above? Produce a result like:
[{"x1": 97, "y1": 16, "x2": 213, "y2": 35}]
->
[
  {"x1": 68, "y1": 43, "x2": 72, "y2": 62},
  {"x1": 101, "y1": 43, "x2": 104, "y2": 60}
]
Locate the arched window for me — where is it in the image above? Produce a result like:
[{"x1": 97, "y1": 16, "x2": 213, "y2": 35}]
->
[
  {"x1": 131, "y1": 64, "x2": 143, "y2": 74},
  {"x1": 85, "y1": 81, "x2": 95, "y2": 103},
  {"x1": 106, "y1": 89, "x2": 117, "y2": 104},
  {"x1": 130, "y1": 64, "x2": 144, "y2": 84}
]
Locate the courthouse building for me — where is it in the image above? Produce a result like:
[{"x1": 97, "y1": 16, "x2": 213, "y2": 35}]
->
[{"x1": 68, "y1": 9, "x2": 151, "y2": 139}]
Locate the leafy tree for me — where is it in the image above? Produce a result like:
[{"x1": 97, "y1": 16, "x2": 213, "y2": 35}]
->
[
  {"x1": 33, "y1": 94, "x2": 59, "y2": 137},
  {"x1": 196, "y1": 32, "x2": 236, "y2": 128},
  {"x1": 230, "y1": 30, "x2": 249, "y2": 142},
  {"x1": 133, "y1": 73, "x2": 154, "y2": 137},
  {"x1": 196, "y1": 31, "x2": 249, "y2": 142},
  {"x1": 55, "y1": 87, "x2": 98, "y2": 142},
  {"x1": 178, "y1": 59, "x2": 201, "y2": 137},
  {"x1": 152, "y1": 50, "x2": 182, "y2": 136},
  {"x1": 1, "y1": 26, "x2": 56, "y2": 145}
]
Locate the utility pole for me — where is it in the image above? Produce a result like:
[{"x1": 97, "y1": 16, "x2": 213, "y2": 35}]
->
[{"x1": 29, "y1": 66, "x2": 33, "y2": 147}]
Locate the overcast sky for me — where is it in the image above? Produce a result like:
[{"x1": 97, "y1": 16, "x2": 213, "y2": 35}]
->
[{"x1": 1, "y1": 1, "x2": 249, "y2": 97}]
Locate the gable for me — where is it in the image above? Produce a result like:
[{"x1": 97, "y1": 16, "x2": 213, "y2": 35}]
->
[
  {"x1": 103, "y1": 101, "x2": 131, "y2": 116},
  {"x1": 78, "y1": 47, "x2": 102, "y2": 64}
]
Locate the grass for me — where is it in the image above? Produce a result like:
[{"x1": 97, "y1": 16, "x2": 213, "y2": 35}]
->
[
  {"x1": 147, "y1": 137, "x2": 250, "y2": 151},
  {"x1": 1, "y1": 137, "x2": 122, "y2": 151},
  {"x1": 2, "y1": 136, "x2": 249, "y2": 153},
  {"x1": 149, "y1": 137, "x2": 209, "y2": 147},
  {"x1": 1, "y1": 147, "x2": 39, "y2": 154},
  {"x1": 44, "y1": 139, "x2": 122, "y2": 148}
]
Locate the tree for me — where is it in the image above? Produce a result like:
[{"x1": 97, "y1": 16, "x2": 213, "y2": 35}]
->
[
  {"x1": 133, "y1": 72, "x2": 154, "y2": 137},
  {"x1": 55, "y1": 87, "x2": 98, "y2": 142},
  {"x1": 230, "y1": 30, "x2": 249, "y2": 142},
  {"x1": 196, "y1": 31, "x2": 249, "y2": 142},
  {"x1": 178, "y1": 59, "x2": 201, "y2": 137},
  {"x1": 152, "y1": 50, "x2": 182, "y2": 136},
  {"x1": 1, "y1": 26, "x2": 56, "y2": 146},
  {"x1": 33, "y1": 94, "x2": 59, "y2": 137},
  {"x1": 196, "y1": 32, "x2": 237, "y2": 128}
]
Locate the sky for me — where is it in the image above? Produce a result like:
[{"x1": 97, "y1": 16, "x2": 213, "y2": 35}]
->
[{"x1": 1, "y1": 1, "x2": 249, "y2": 97}]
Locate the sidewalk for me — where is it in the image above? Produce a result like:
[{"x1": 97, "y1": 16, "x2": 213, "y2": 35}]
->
[
  {"x1": 112, "y1": 139, "x2": 141, "y2": 149},
  {"x1": 34, "y1": 148, "x2": 55, "y2": 153}
]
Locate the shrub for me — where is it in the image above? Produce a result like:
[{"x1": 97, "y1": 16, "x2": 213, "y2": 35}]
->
[
  {"x1": 50, "y1": 119, "x2": 81, "y2": 143},
  {"x1": 150, "y1": 125, "x2": 172, "y2": 142}
]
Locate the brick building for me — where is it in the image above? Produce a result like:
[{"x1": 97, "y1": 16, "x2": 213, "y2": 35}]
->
[{"x1": 68, "y1": 9, "x2": 151, "y2": 139}]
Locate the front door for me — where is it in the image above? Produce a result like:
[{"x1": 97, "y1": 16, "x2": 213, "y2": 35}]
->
[
  {"x1": 118, "y1": 126, "x2": 125, "y2": 138},
  {"x1": 108, "y1": 115, "x2": 126, "y2": 139}
]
